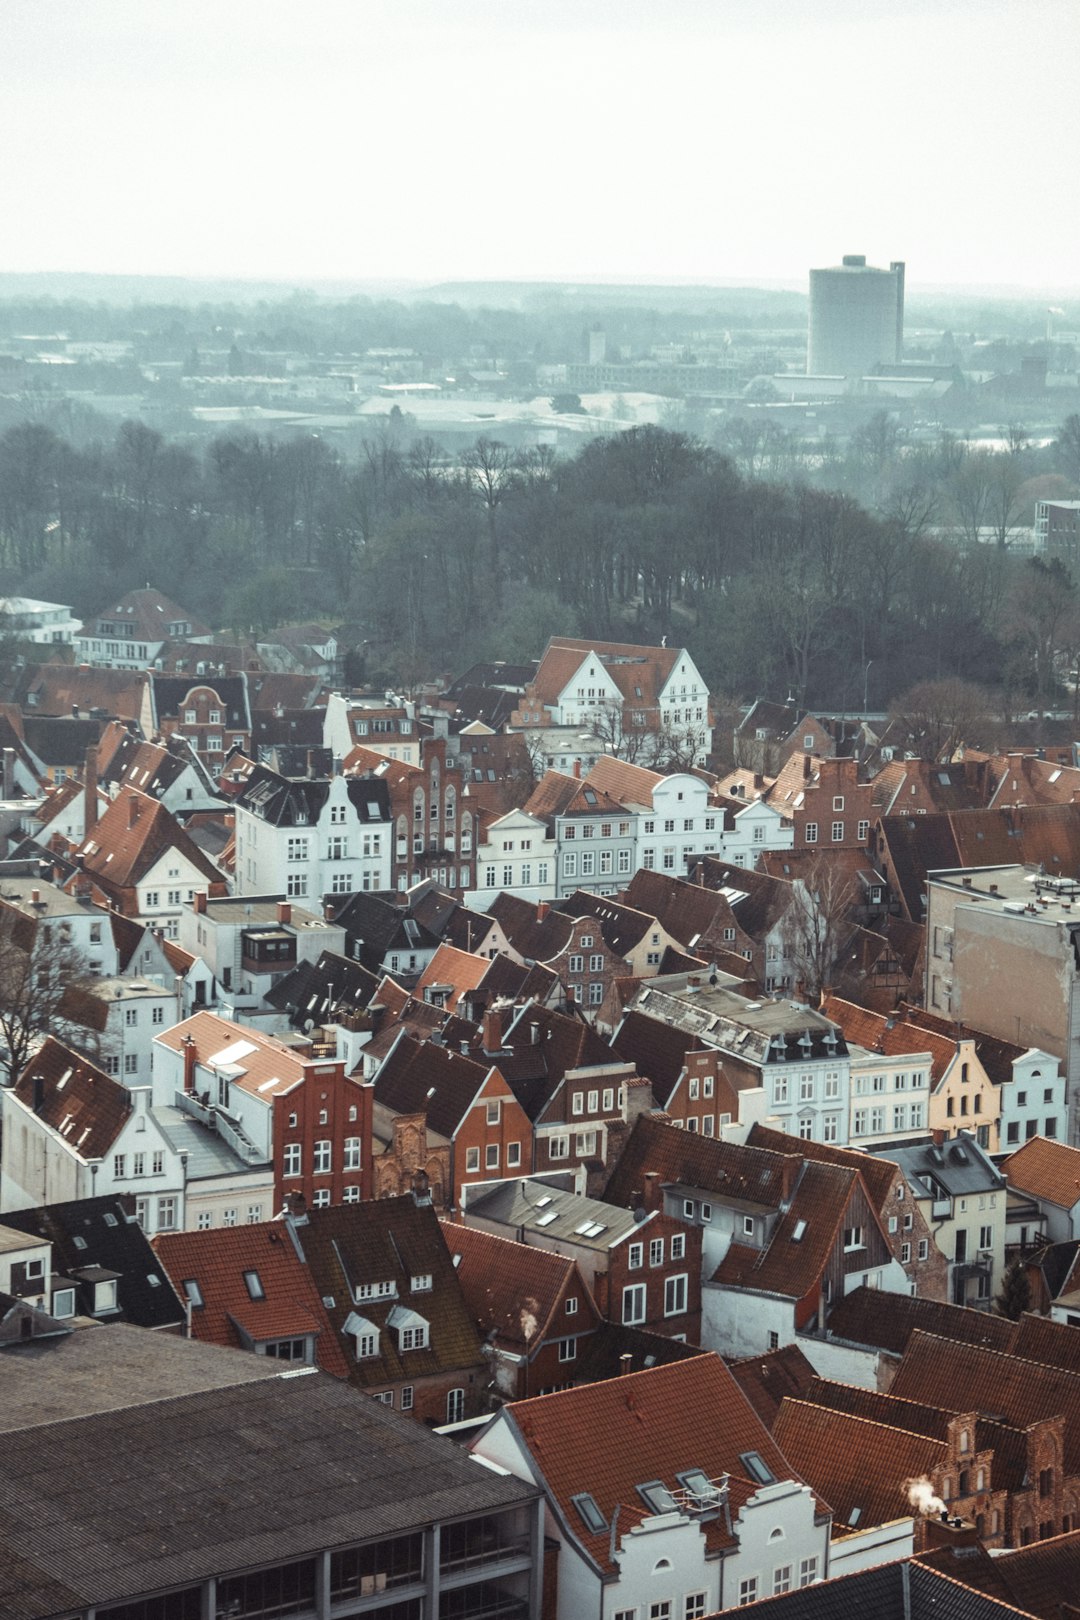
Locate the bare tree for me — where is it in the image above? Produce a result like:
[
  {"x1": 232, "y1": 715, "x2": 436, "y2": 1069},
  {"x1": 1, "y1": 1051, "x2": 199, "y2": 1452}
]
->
[
  {"x1": 890, "y1": 677, "x2": 995, "y2": 762},
  {"x1": 590, "y1": 699, "x2": 655, "y2": 764},
  {"x1": 461, "y1": 436, "x2": 516, "y2": 611},
  {"x1": 779, "y1": 855, "x2": 860, "y2": 1000},
  {"x1": 0, "y1": 904, "x2": 100, "y2": 1087}
]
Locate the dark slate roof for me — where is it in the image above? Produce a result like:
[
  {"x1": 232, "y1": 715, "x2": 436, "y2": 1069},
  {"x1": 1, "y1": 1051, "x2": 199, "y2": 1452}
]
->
[
  {"x1": 21, "y1": 715, "x2": 104, "y2": 767},
  {"x1": 236, "y1": 763, "x2": 390, "y2": 827},
  {"x1": 602, "y1": 1113, "x2": 794, "y2": 1213},
  {"x1": 611, "y1": 1006, "x2": 706, "y2": 1105},
  {"x1": 150, "y1": 672, "x2": 251, "y2": 728},
  {"x1": 0, "y1": 1366, "x2": 537, "y2": 1620},
  {"x1": 571, "y1": 1319, "x2": 707, "y2": 1384},
  {"x1": 373, "y1": 1033, "x2": 490, "y2": 1139},
  {"x1": 0, "y1": 1195, "x2": 185, "y2": 1330},
  {"x1": 265, "y1": 949, "x2": 381, "y2": 1027},
  {"x1": 332, "y1": 890, "x2": 442, "y2": 969},
  {"x1": 727, "y1": 1343, "x2": 820, "y2": 1430},
  {"x1": 917, "y1": 1530, "x2": 1080, "y2": 1620}
]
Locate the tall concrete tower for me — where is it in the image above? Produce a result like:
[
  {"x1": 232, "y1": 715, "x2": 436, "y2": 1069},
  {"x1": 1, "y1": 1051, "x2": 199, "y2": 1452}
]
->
[{"x1": 807, "y1": 254, "x2": 905, "y2": 377}]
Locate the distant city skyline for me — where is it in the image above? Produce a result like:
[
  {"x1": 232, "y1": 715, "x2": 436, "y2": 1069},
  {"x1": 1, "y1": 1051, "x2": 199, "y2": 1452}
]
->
[{"x1": 3, "y1": 0, "x2": 1077, "y2": 294}]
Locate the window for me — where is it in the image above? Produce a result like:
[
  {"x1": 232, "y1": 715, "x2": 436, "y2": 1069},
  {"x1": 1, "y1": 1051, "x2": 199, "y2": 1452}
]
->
[
  {"x1": 446, "y1": 1388, "x2": 465, "y2": 1423},
  {"x1": 588, "y1": 981, "x2": 604, "y2": 1006},
  {"x1": 685, "y1": 1597, "x2": 707, "y2": 1620},
  {"x1": 152, "y1": 1005, "x2": 165, "y2": 1025},
  {"x1": 152, "y1": 1151, "x2": 164, "y2": 1175},
  {"x1": 843, "y1": 1226, "x2": 864, "y2": 1250},
  {"x1": 622, "y1": 1284, "x2": 647, "y2": 1325},
  {"x1": 343, "y1": 1137, "x2": 361, "y2": 1170},
  {"x1": 799, "y1": 1556, "x2": 819, "y2": 1587},
  {"x1": 558, "y1": 1337, "x2": 576, "y2": 1362},
  {"x1": 664, "y1": 1274, "x2": 688, "y2": 1316},
  {"x1": 113, "y1": 1153, "x2": 125, "y2": 1177},
  {"x1": 485, "y1": 1143, "x2": 500, "y2": 1170},
  {"x1": 507, "y1": 1141, "x2": 521, "y2": 1168},
  {"x1": 832, "y1": 820, "x2": 844, "y2": 842},
  {"x1": 486, "y1": 1098, "x2": 501, "y2": 1125},
  {"x1": 629, "y1": 1242, "x2": 643, "y2": 1270},
  {"x1": 401, "y1": 1385, "x2": 414, "y2": 1411},
  {"x1": 156, "y1": 1197, "x2": 177, "y2": 1231},
  {"x1": 671, "y1": 1233, "x2": 685, "y2": 1260},
  {"x1": 399, "y1": 1323, "x2": 429, "y2": 1351},
  {"x1": 565, "y1": 1295, "x2": 578, "y2": 1315},
  {"x1": 465, "y1": 1146, "x2": 480, "y2": 1172},
  {"x1": 283, "y1": 1142, "x2": 301, "y2": 1177},
  {"x1": 918, "y1": 1238, "x2": 929, "y2": 1260},
  {"x1": 738, "y1": 1578, "x2": 758, "y2": 1606},
  {"x1": 548, "y1": 1135, "x2": 569, "y2": 1160},
  {"x1": 804, "y1": 821, "x2": 818, "y2": 844},
  {"x1": 773, "y1": 1567, "x2": 792, "y2": 1596},
  {"x1": 125, "y1": 1007, "x2": 137, "y2": 1027},
  {"x1": 286, "y1": 871, "x2": 308, "y2": 898},
  {"x1": 650, "y1": 1237, "x2": 664, "y2": 1266},
  {"x1": 313, "y1": 1140, "x2": 331, "y2": 1174}
]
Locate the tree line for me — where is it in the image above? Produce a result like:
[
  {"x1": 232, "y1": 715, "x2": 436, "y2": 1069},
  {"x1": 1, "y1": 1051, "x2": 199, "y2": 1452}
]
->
[{"x1": 1, "y1": 414, "x2": 1079, "y2": 712}]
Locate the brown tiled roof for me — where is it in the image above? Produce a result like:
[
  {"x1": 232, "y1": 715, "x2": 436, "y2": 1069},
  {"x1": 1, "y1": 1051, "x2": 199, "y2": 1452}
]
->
[
  {"x1": 826, "y1": 1285, "x2": 1018, "y2": 1358},
  {"x1": 714, "y1": 1160, "x2": 861, "y2": 1300},
  {"x1": 13, "y1": 1037, "x2": 130, "y2": 1160},
  {"x1": 602, "y1": 1114, "x2": 793, "y2": 1212},
  {"x1": 693, "y1": 857, "x2": 793, "y2": 938},
  {"x1": 773, "y1": 1397, "x2": 945, "y2": 1534},
  {"x1": 523, "y1": 769, "x2": 624, "y2": 822},
  {"x1": 80, "y1": 586, "x2": 207, "y2": 642},
  {"x1": 155, "y1": 1010, "x2": 309, "y2": 1099},
  {"x1": 297, "y1": 1197, "x2": 485, "y2": 1390},
  {"x1": 872, "y1": 759, "x2": 993, "y2": 815},
  {"x1": 1010, "y1": 1312, "x2": 1080, "y2": 1373},
  {"x1": 747, "y1": 1123, "x2": 901, "y2": 1214},
  {"x1": 373, "y1": 1032, "x2": 491, "y2": 1139},
  {"x1": 488, "y1": 892, "x2": 574, "y2": 963},
  {"x1": 152, "y1": 1223, "x2": 349, "y2": 1377},
  {"x1": 891, "y1": 1332, "x2": 1080, "y2": 1473},
  {"x1": 19, "y1": 664, "x2": 149, "y2": 721},
  {"x1": 499, "y1": 1354, "x2": 805, "y2": 1573},
  {"x1": 570, "y1": 1320, "x2": 704, "y2": 1384},
  {"x1": 557, "y1": 890, "x2": 659, "y2": 956},
  {"x1": 440, "y1": 1221, "x2": 599, "y2": 1353},
  {"x1": 938, "y1": 1527, "x2": 1080, "y2": 1619},
  {"x1": 881, "y1": 804, "x2": 1080, "y2": 920},
  {"x1": 77, "y1": 789, "x2": 223, "y2": 895},
  {"x1": 727, "y1": 1344, "x2": 820, "y2": 1430},
  {"x1": 413, "y1": 943, "x2": 492, "y2": 1012},
  {"x1": 1002, "y1": 1137, "x2": 1080, "y2": 1211},
  {"x1": 621, "y1": 869, "x2": 744, "y2": 954},
  {"x1": 988, "y1": 753, "x2": 1080, "y2": 808},
  {"x1": 611, "y1": 1008, "x2": 707, "y2": 1104},
  {"x1": 585, "y1": 755, "x2": 662, "y2": 809},
  {"x1": 819, "y1": 995, "x2": 954, "y2": 1082}
]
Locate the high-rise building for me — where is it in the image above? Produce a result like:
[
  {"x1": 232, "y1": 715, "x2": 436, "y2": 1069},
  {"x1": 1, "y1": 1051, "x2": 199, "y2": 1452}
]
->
[{"x1": 807, "y1": 253, "x2": 905, "y2": 376}]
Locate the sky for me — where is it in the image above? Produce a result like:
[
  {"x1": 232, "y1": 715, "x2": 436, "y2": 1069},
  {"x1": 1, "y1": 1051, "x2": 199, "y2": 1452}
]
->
[{"x1": 2, "y1": 0, "x2": 1078, "y2": 292}]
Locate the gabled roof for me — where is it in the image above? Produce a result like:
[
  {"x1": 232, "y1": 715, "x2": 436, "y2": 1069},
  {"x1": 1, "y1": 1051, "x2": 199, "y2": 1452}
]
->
[
  {"x1": 748, "y1": 1123, "x2": 903, "y2": 1215},
  {"x1": 441, "y1": 1221, "x2": 599, "y2": 1354},
  {"x1": 296, "y1": 1196, "x2": 484, "y2": 1388},
  {"x1": 265, "y1": 949, "x2": 381, "y2": 1028},
  {"x1": 151, "y1": 1221, "x2": 349, "y2": 1376},
  {"x1": 495, "y1": 1003, "x2": 616, "y2": 1121},
  {"x1": 603, "y1": 1114, "x2": 795, "y2": 1213},
  {"x1": 917, "y1": 1529, "x2": 1080, "y2": 1620},
  {"x1": 773, "y1": 1397, "x2": 945, "y2": 1535},
  {"x1": 584, "y1": 754, "x2": 663, "y2": 809},
  {"x1": 332, "y1": 889, "x2": 442, "y2": 967},
  {"x1": 12, "y1": 1036, "x2": 131, "y2": 1161},
  {"x1": 413, "y1": 942, "x2": 492, "y2": 1011},
  {"x1": 523, "y1": 769, "x2": 624, "y2": 822},
  {"x1": 714, "y1": 1160, "x2": 865, "y2": 1300},
  {"x1": 493, "y1": 1354, "x2": 808, "y2": 1575},
  {"x1": 622, "y1": 868, "x2": 746, "y2": 954},
  {"x1": 531, "y1": 636, "x2": 685, "y2": 711},
  {"x1": 75, "y1": 789, "x2": 223, "y2": 894},
  {"x1": 728, "y1": 1343, "x2": 820, "y2": 1430},
  {"x1": 570, "y1": 1319, "x2": 704, "y2": 1384},
  {"x1": 234, "y1": 763, "x2": 390, "y2": 828},
  {"x1": 15, "y1": 662, "x2": 149, "y2": 720},
  {"x1": 0, "y1": 1194, "x2": 185, "y2": 1329},
  {"x1": 826, "y1": 1284, "x2": 1018, "y2": 1359},
  {"x1": 891, "y1": 1330, "x2": 1080, "y2": 1474},
  {"x1": 693, "y1": 856, "x2": 794, "y2": 938},
  {"x1": 556, "y1": 889, "x2": 660, "y2": 956},
  {"x1": 610, "y1": 1008, "x2": 708, "y2": 1105},
  {"x1": 819, "y1": 994, "x2": 954, "y2": 1081},
  {"x1": 373, "y1": 1031, "x2": 491, "y2": 1139},
  {"x1": 1002, "y1": 1136, "x2": 1080, "y2": 1211},
  {"x1": 488, "y1": 892, "x2": 575, "y2": 962},
  {"x1": 154, "y1": 1010, "x2": 314, "y2": 1102}
]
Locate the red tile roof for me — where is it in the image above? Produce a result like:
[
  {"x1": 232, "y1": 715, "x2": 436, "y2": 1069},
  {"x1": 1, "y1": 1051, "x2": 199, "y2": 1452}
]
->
[
  {"x1": 727, "y1": 1344, "x2": 819, "y2": 1429},
  {"x1": 76, "y1": 789, "x2": 223, "y2": 899},
  {"x1": 152, "y1": 1222, "x2": 349, "y2": 1377},
  {"x1": 441, "y1": 1221, "x2": 599, "y2": 1353},
  {"x1": 1002, "y1": 1136, "x2": 1080, "y2": 1212},
  {"x1": 773, "y1": 1398, "x2": 945, "y2": 1535},
  {"x1": 585, "y1": 756, "x2": 662, "y2": 809},
  {"x1": 497, "y1": 1354, "x2": 807, "y2": 1572},
  {"x1": 13, "y1": 1037, "x2": 130, "y2": 1160},
  {"x1": 414, "y1": 944, "x2": 492, "y2": 1012},
  {"x1": 714, "y1": 1160, "x2": 864, "y2": 1300}
]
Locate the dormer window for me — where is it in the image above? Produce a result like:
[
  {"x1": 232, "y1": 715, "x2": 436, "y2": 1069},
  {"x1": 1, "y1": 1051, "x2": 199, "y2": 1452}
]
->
[
  {"x1": 355, "y1": 1280, "x2": 395, "y2": 1302},
  {"x1": 410, "y1": 1274, "x2": 432, "y2": 1292},
  {"x1": 388, "y1": 1304, "x2": 429, "y2": 1350},
  {"x1": 342, "y1": 1311, "x2": 379, "y2": 1359}
]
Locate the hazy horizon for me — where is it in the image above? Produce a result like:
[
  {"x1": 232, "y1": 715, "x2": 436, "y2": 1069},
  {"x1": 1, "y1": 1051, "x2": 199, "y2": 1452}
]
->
[{"x1": 3, "y1": 0, "x2": 1078, "y2": 294}]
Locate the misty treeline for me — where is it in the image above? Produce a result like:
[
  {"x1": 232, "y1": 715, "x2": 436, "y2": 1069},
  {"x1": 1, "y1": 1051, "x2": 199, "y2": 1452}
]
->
[{"x1": 1, "y1": 413, "x2": 1079, "y2": 711}]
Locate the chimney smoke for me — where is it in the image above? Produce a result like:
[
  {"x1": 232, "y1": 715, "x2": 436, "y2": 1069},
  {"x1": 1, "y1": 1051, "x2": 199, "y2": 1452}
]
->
[{"x1": 903, "y1": 1476, "x2": 947, "y2": 1517}]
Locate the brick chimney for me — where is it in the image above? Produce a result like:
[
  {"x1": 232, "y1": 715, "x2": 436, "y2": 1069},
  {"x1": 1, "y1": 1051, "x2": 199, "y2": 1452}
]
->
[
  {"x1": 642, "y1": 1170, "x2": 662, "y2": 1212},
  {"x1": 483, "y1": 1005, "x2": 506, "y2": 1053},
  {"x1": 193, "y1": 891, "x2": 207, "y2": 914},
  {"x1": 803, "y1": 753, "x2": 812, "y2": 781},
  {"x1": 127, "y1": 792, "x2": 141, "y2": 829},
  {"x1": 573, "y1": 759, "x2": 581, "y2": 779},
  {"x1": 921, "y1": 1513, "x2": 980, "y2": 1552},
  {"x1": 182, "y1": 1034, "x2": 197, "y2": 1095},
  {"x1": 84, "y1": 744, "x2": 98, "y2": 832},
  {"x1": 537, "y1": 900, "x2": 549, "y2": 922},
  {"x1": 277, "y1": 900, "x2": 292, "y2": 925}
]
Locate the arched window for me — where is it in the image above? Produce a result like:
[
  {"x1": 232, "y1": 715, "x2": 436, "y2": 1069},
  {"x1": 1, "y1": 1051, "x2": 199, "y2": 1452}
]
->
[
  {"x1": 769, "y1": 1527, "x2": 785, "y2": 1541},
  {"x1": 652, "y1": 1559, "x2": 672, "y2": 1573},
  {"x1": 959, "y1": 1429, "x2": 970, "y2": 1453}
]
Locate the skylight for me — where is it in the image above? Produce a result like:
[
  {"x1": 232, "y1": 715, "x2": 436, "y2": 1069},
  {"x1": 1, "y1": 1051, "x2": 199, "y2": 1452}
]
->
[
  {"x1": 183, "y1": 1280, "x2": 204, "y2": 1308},
  {"x1": 572, "y1": 1493, "x2": 607, "y2": 1534},
  {"x1": 243, "y1": 1269, "x2": 265, "y2": 1301},
  {"x1": 637, "y1": 1480, "x2": 676, "y2": 1514},
  {"x1": 536, "y1": 1211, "x2": 559, "y2": 1227},
  {"x1": 740, "y1": 1452, "x2": 776, "y2": 1486},
  {"x1": 791, "y1": 1219, "x2": 807, "y2": 1242}
]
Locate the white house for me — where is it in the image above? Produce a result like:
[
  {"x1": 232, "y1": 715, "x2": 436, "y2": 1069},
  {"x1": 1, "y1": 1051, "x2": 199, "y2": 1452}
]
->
[
  {"x1": 233, "y1": 767, "x2": 393, "y2": 901},
  {"x1": 0, "y1": 596, "x2": 81, "y2": 645},
  {"x1": 475, "y1": 808, "x2": 557, "y2": 903}
]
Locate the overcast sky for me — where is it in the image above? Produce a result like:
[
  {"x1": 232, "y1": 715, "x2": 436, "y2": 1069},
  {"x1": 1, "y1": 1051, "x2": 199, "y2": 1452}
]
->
[{"x1": 3, "y1": 0, "x2": 1077, "y2": 291}]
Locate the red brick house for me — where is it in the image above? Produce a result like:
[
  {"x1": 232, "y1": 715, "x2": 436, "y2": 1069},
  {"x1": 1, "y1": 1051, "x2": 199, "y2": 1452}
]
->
[
  {"x1": 768, "y1": 754, "x2": 875, "y2": 854},
  {"x1": 154, "y1": 1011, "x2": 375, "y2": 1212}
]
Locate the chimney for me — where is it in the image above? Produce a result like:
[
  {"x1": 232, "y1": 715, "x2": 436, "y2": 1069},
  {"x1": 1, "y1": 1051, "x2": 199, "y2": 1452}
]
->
[
  {"x1": 619, "y1": 1353, "x2": 633, "y2": 1376},
  {"x1": 803, "y1": 753, "x2": 812, "y2": 781},
  {"x1": 753, "y1": 773, "x2": 764, "y2": 792},
  {"x1": 277, "y1": 900, "x2": 292, "y2": 925},
  {"x1": 84, "y1": 744, "x2": 98, "y2": 831},
  {"x1": 989, "y1": 884, "x2": 998, "y2": 894},
  {"x1": 283, "y1": 1189, "x2": 308, "y2": 1224},
  {"x1": 922, "y1": 1514, "x2": 980, "y2": 1551},
  {"x1": 642, "y1": 1170, "x2": 662, "y2": 1212},
  {"x1": 961, "y1": 877, "x2": 972, "y2": 888},
  {"x1": 31, "y1": 888, "x2": 40, "y2": 906},
  {"x1": 537, "y1": 900, "x2": 549, "y2": 922},
  {"x1": 483, "y1": 1006, "x2": 506, "y2": 1053},
  {"x1": 182, "y1": 1034, "x2": 197, "y2": 1095},
  {"x1": 573, "y1": 759, "x2": 581, "y2": 779},
  {"x1": 127, "y1": 793, "x2": 141, "y2": 829},
  {"x1": 193, "y1": 891, "x2": 207, "y2": 914},
  {"x1": 932, "y1": 1128, "x2": 945, "y2": 1146},
  {"x1": 32, "y1": 1074, "x2": 45, "y2": 1115},
  {"x1": 324, "y1": 900, "x2": 336, "y2": 924}
]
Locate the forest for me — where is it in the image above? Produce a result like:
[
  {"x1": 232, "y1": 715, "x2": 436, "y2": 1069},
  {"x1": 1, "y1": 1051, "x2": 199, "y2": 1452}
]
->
[{"x1": 1, "y1": 406, "x2": 1079, "y2": 714}]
